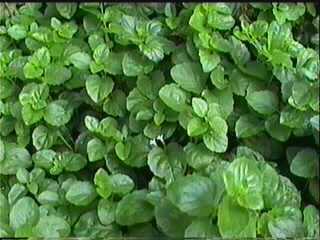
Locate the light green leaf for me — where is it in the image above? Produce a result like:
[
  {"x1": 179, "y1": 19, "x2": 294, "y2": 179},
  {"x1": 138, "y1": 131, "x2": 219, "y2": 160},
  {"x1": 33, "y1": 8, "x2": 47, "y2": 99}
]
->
[
  {"x1": 218, "y1": 195, "x2": 257, "y2": 238},
  {"x1": 7, "y1": 24, "x2": 27, "y2": 40},
  {"x1": 192, "y1": 97, "x2": 208, "y2": 118},
  {"x1": 94, "y1": 168, "x2": 112, "y2": 199},
  {"x1": 187, "y1": 117, "x2": 208, "y2": 137},
  {"x1": 223, "y1": 157, "x2": 264, "y2": 210}
]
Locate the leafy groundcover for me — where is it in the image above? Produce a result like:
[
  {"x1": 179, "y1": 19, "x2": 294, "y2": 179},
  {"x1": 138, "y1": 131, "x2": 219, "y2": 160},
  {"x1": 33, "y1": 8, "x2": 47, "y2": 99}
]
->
[{"x1": 0, "y1": 2, "x2": 319, "y2": 239}]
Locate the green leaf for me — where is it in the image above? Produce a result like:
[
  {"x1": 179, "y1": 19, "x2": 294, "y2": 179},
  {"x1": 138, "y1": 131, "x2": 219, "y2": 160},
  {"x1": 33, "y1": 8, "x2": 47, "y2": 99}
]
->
[
  {"x1": 171, "y1": 62, "x2": 207, "y2": 94},
  {"x1": 203, "y1": 116, "x2": 228, "y2": 153},
  {"x1": 44, "y1": 100, "x2": 73, "y2": 126},
  {"x1": 86, "y1": 74, "x2": 114, "y2": 103},
  {"x1": 19, "y1": 83, "x2": 49, "y2": 110},
  {"x1": 207, "y1": 6, "x2": 235, "y2": 30},
  {"x1": 0, "y1": 3, "x2": 318, "y2": 238},
  {"x1": 0, "y1": 143, "x2": 31, "y2": 175},
  {"x1": 184, "y1": 142, "x2": 215, "y2": 169},
  {"x1": 159, "y1": 84, "x2": 188, "y2": 112},
  {"x1": 230, "y1": 68, "x2": 250, "y2": 96},
  {"x1": 235, "y1": 114, "x2": 264, "y2": 138},
  {"x1": 110, "y1": 173, "x2": 134, "y2": 195},
  {"x1": 263, "y1": 175, "x2": 301, "y2": 209},
  {"x1": 210, "y1": 65, "x2": 228, "y2": 90},
  {"x1": 167, "y1": 175, "x2": 216, "y2": 216},
  {"x1": 185, "y1": 218, "x2": 219, "y2": 238},
  {"x1": 34, "y1": 215, "x2": 70, "y2": 237},
  {"x1": 59, "y1": 23, "x2": 78, "y2": 39},
  {"x1": 273, "y1": 3, "x2": 305, "y2": 24},
  {"x1": 199, "y1": 49, "x2": 220, "y2": 73},
  {"x1": 44, "y1": 64, "x2": 72, "y2": 85},
  {"x1": 115, "y1": 141, "x2": 131, "y2": 161},
  {"x1": 230, "y1": 36, "x2": 250, "y2": 66},
  {"x1": 32, "y1": 125, "x2": 57, "y2": 150},
  {"x1": 155, "y1": 199, "x2": 192, "y2": 238},
  {"x1": 87, "y1": 138, "x2": 106, "y2": 162},
  {"x1": 115, "y1": 190, "x2": 154, "y2": 226},
  {"x1": 280, "y1": 106, "x2": 311, "y2": 128},
  {"x1": 60, "y1": 151, "x2": 87, "y2": 172},
  {"x1": 56, "y1": 3, "x2": 77, "y2": 19},
  {"x1": 122, "y1": 51, "x2": 153, "y2": 77},
  {"x1": 303, "y1": 205, "x2": 319, "y2": 238},
  {"x1": 265, "y1": 114, "x2": 291, "y2": 142},
  {"x1": 93, "y1": 43, "x2": 110, "y2": 64},
  {"x1": 103, "y1": 90, "x2": 127, "y2": 117},
  {"x1": 310, "y1": 115, "x2": 319, "y2": 131},
  {"x1": 37, "y1": 190, "x2": 60, "y2": 205},
  {"x1": 192, "y1": 97, "x2": 208, "y2": 118},
  {"x1": 290, "y1": 148, "x2": 319, "y2": 178},
  {"x1": 69, "y1": 52, "x2": 91, "y2": 70},
  {"x1": 31, "y1": 47, "x2": 51, "y2": 68},
  {"x1": 0, "y1": 79, "x2": 16, "y2": 100},
  {"x1": 102, "y1": 51, "x2": 124, "y2": 75},
  {"x1": 97, "y1": 199, "x2": 116, "y2": 225},
  {"x1": 0, "y1": 192, "x2": 9, "y2": 224},
  {"x1": 120, "y1": 135, "x2": 149, "y2": 167},
  {"x1": 202, "y1": 87, "x2": 234, "y2": 119},
  {"x1": 58, "y1": 22, "x2": 78, "y2": 39},
  {"x1": 147, "y1": 143, "x2": 185, "y2": 183},
  {"x1": 247, "y1": 90, "x2": 278, "y2": 115},
  {"x1": 297, "y1": 48, "x2": 319, "y2": 81},
  {"x1": 66, "y1": 180, "x2": 97, "y2": 206},
  {"x1": 0, "y1": 139, "x2": 5, "y2": 162},
  {"x1": 261, "y1": 206, "x2": 304, "y2": 238},
  {"x1": 8, "y1": 183, "x2": 27, "y2": 206},
  {"x1": 9, "y1": 197, "x2": 39, "y2": 230}
]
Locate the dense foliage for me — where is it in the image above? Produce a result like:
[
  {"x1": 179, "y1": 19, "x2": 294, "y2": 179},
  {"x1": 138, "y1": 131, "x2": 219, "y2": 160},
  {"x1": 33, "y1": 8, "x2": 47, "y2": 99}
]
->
[{"x1": 0, "y1": 2, "x2": 319, "y2": 238}]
